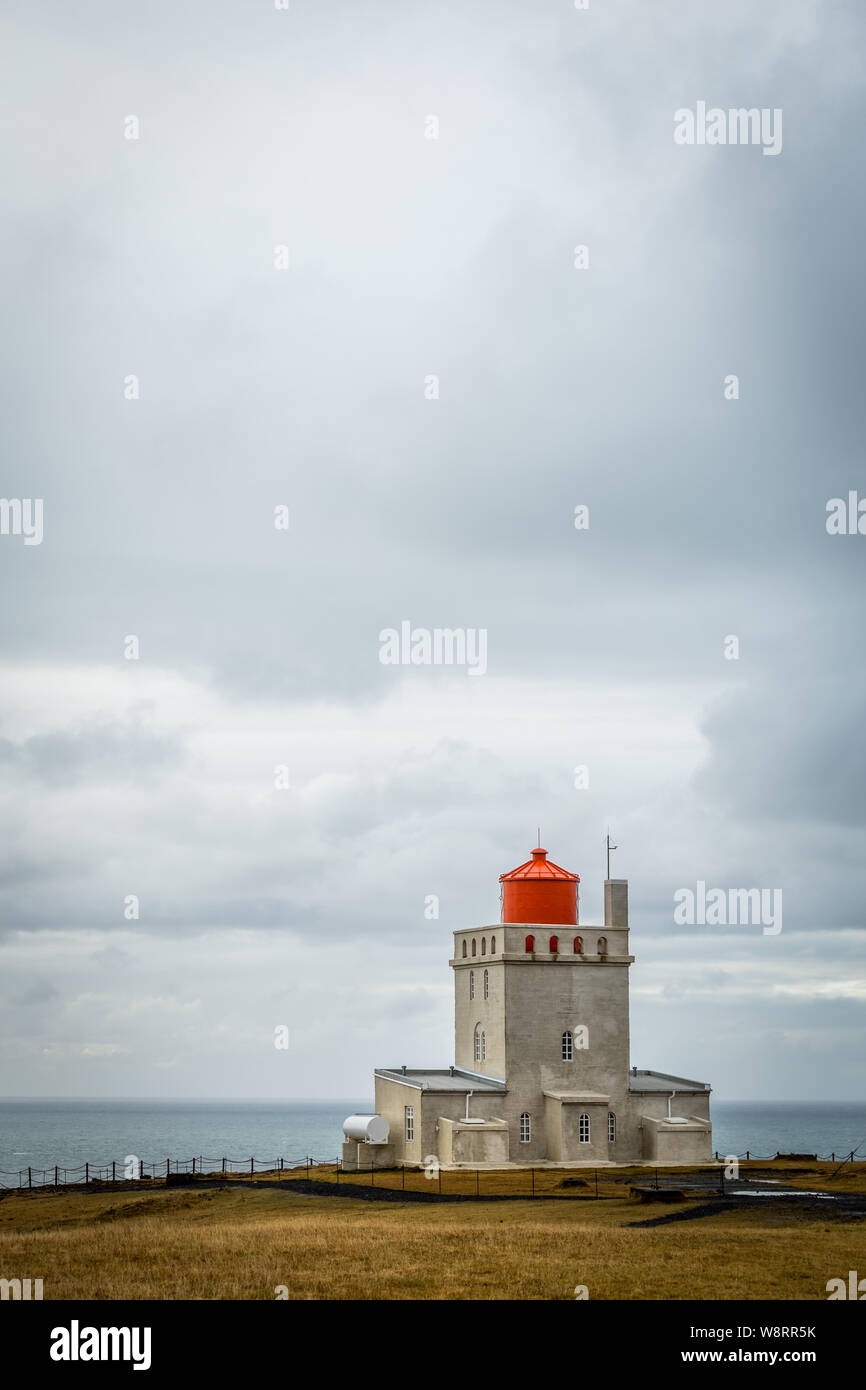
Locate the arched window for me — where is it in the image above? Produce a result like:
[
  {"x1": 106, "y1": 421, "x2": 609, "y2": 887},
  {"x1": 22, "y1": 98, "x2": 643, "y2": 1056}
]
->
[
  {"x1": 549, "y1": 935, "x2": 559, "y2": 953},
  {"x1": 471, "y1": 938, "x2": 477, "y2": 957},
  {"x1": 562, "y1": 1029, "x2": 573, "y2": 1061},
  {"x1": 483, "y1": 968, "x2": 489, "y2": 1000},
  {"x1": 573, "y1": 935, "x2": 583, "y2": 954},
  {"x1": 608, "y1": 1112, "x2": 616, "y2": 1143},
  {"x1": 519, "y1": 1113, "x2": 531, "y2": 1143},
  {"x1": 469, "y1": 970, "x2": 475, "y2": 1000},
  {"x1": 481, "y1": 937, "x2": 486, "y2": 956},
  {"x1": 474, "y1": 1025, "x2": 481, "y2": 1062},
  {"x1": 491, "y1": 936, "x2": 496, "y2": 954},
  {"x1": 462, "y1": 941, "x2": 467, "y2": 958},
  {"x1": 525, "y1": 934, "x2": 534, "y2": 953},
  {"x1": 480, "y1": 1030, "x2": 486, "y2": 1061},
  {"x1": 597, "y1": 936, "x2": 607, "y2": 955},
  {"x1": 579, "y1": 1112, "x2": 590, "y2": 1143}
]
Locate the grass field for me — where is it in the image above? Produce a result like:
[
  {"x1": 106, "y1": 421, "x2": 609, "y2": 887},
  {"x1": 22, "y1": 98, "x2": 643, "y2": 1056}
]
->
[{"x1": 1, "y1": 1161, "x2": 864, "y2": 1300}]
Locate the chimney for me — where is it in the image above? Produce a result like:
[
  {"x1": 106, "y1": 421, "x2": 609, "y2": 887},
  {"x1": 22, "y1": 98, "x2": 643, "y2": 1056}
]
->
[{"x1": 604, "y1": 879, "x2": 628, "y2": 929}]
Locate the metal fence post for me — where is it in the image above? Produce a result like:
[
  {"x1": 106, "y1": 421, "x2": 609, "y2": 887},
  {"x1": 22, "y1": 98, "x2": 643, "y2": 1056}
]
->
[
  {"x1": 54, "y1": 1166, "x2": 59, "y2": 1188},
  {"x1": 28, "y1": 1167, "x2": 32, "y2": 1189},
  {"x1": 166, "y1": 1158, "x2": 170, "y2": 1179},
  {"x1": 85, "y1": 1162, "x2": 89, "y2": 1185},
  {"x1": 250, "y1": 1157, "x2": 254, "y2": 1178},
  {"x1": 192, "y1": 1157, "x2": 196, "y2": 1175}
]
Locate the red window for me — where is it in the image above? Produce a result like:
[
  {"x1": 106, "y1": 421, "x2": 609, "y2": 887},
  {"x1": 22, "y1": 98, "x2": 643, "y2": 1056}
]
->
[
  {"x1": 549, "y1": 935, "x2": 559, "y2": 953},
  {"x1": 574, "y1": 936, "x2": 583, "y2": 954},
  {"x1": 525, "y1": 934, "x2": 534, "y2": 953}
]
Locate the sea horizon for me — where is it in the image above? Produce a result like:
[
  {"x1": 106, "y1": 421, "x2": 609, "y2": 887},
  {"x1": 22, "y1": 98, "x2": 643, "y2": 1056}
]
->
[{"x1": 2, "y1": 1097, "x2": 864, "y2": 1185}]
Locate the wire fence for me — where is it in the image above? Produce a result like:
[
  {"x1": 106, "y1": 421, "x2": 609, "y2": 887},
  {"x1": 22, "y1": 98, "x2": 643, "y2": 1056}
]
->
[
  {"x1": 0, "y1": 1148, "x2": 862, "y2": 1195},
  {"x1": 0, "y1": 1154, "x2": 337, "y2": 1192}
]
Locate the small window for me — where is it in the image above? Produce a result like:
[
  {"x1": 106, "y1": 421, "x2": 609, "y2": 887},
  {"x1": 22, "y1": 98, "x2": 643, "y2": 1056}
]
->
[
  {"x1": 405, "y1": 1106, "x2": 414, "y2": 1142},
  {"x1": 491, "y1": 935, "x2": 496, "y2": 954},
  {"x1": 562, "y1": 1029, "x2": 573, "y2": 1061},
  {"x1": 597, "y1": 936, "x2": 607, "y2": 955},
  {"x1": 471, "y1": 938, "x2": 477, "y2": 957},
  {"x1": 608, "y1": 1112, "x2": 616, "y2": 1143},
  {"x1": 481, "y1": 1030, "x2": 486, "y2": 1060},
  {"x1": 483, "y1": 968, "x2": 489, "y2": 1000},
  {"x1": 481, "y1": 937, "x2": 486, "y2": 956},
  {"x1": 549, "y1": 934, "x2": 559, "y2": 953},
  {"x1": 469, "y1": 969, "x2": 475, "y2": 1000},
  {"x1": 579, "y1": 1112, "x2": 590, "y2": 1143},
  {"x1": 519, "y1": 1113, "x2": 531, "y2": 1143},
  {"x1": 574, "y1": 935, "x2": 583, "y2": 954},
  {"x1": 525, "y1": 934, "x2": 534, "y2": 953},
  {"x1": 474, "y1": 1025, "x2": 481, "y2": 1062},
  {"x1": 462, "y1": 941, "x2": 467, "y2": 958}
]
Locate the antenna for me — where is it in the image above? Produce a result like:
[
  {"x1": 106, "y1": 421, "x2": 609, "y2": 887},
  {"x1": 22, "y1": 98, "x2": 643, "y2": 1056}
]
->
[{"x1": 606, "y1": 830, "x2": 617, "y2": 880}]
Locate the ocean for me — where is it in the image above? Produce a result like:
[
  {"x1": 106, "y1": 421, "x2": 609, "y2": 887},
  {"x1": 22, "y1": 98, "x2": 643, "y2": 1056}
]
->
[{"x1": 1, "y1": 1099, "x2": 864, "y2": 1187}]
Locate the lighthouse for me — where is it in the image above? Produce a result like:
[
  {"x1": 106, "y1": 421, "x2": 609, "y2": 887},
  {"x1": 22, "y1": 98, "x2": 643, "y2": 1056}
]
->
[{"x1": 342, "y1": 844, "x2": 713, "y2": 1168}]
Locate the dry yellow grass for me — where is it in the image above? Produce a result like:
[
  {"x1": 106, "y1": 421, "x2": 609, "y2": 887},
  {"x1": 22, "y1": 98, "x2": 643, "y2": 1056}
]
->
[{"x1": 1, "y1": 1184, "x2": 863, "y2": 1300}]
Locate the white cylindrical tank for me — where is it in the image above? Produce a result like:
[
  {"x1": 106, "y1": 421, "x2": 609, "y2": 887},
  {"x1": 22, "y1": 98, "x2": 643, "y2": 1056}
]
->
[{"x1": 342, "y1": 1114, "x2": 390, "y2": 1145}]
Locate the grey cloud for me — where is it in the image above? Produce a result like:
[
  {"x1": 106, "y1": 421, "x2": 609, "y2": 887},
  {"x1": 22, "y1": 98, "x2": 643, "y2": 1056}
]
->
[{"x1": 0, "y1": 0, "x2": 863, "y2": 1096}]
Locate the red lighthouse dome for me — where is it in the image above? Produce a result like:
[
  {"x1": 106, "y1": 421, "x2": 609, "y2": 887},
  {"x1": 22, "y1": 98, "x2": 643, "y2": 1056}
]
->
[{"x1": 499, "y1": 847, "x2": 580, "y2": 925}]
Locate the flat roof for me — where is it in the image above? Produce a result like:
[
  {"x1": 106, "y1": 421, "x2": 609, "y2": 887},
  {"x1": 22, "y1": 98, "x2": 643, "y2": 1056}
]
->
[
  {"x1": 628, "y1": 1068, "x2": 711, "y2": 1093},
  {"x1": 543, "y1": 1091, "x2": 611, "y2": 1104},
  {"x1": 375, "y1": 1067, "x2": 507, "y2": 1093}
]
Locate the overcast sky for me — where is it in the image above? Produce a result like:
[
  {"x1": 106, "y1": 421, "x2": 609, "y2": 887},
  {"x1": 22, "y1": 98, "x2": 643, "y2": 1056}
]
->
[{"x1": 1, "y1": 0, "x2": 864, "y2": 1103}]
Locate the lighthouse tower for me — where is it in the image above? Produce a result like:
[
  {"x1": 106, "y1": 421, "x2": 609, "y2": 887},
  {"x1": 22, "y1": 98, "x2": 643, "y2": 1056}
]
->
[
  {"x1": 352, "y1": 842, "x2": 713, "y2": 1170},
  {"x1": 452, "y1": 847, "x2": 633, "y2": 1160}
]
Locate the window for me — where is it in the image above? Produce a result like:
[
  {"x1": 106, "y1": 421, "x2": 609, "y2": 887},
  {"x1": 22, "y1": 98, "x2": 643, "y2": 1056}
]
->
[
  {"x1": 608, "y1": 1112, "x2": 616, "y2": 1143},
  {"x1": 525, "y1": 934, "x2": 534, "y2": 953},
  {"x1": 474, "y1": 1025, "x2": 481, "y2": 1062},
  {"x1": 579, "y1": 1112, "x2": 590, "y2": 1143},
  {"x1": 550, "y1": 934, "x2": 559, "y2": 953},
  {"x1": 491, "y1": 936, "x2": 496, "y2": 954},
  {"x1": 562, "y1": 1029, "x2": 573, "y2": 1061},
  {"x1": 573, "y1": 935, "x2": 583, "y2": 954},
  {"x1": 597, "y1": 936, "x2": 607, "y2": 955},
  {"x1": 471, "y1": 938, "x2": 477, "y2": 957},
  {"x1": 405, "y1": 1106, "x2": 414, "y2": 1142},
  {"x1": 483, "y1": 968, "x2": 489, "y2": 1000},
  {"x1": 461, "y1": 941, "x2": 467, "y2": 958},
  {"x1": 519, "y1": 1113, "x2": 531, "y2": 1143},
  {"x1": 481, "y1": 937, "x2": 486, "y2": 956},
  {"x1": 469, "y1": 970, "x2": 475, "y2": 1000}
]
